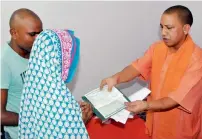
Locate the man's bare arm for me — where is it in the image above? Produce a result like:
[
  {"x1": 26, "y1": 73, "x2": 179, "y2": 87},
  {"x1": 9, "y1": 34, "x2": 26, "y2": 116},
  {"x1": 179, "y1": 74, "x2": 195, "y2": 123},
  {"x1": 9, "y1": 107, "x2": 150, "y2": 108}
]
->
[{"x1": 1, "y1": 89, "x2": 19, "y2": 126}]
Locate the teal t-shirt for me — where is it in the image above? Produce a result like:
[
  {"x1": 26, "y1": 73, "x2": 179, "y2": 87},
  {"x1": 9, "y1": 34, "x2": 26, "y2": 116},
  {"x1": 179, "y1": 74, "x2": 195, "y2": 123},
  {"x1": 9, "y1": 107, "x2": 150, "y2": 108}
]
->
[{"x1": 1, "y1": 42, "x2": 28, "y2": 139}]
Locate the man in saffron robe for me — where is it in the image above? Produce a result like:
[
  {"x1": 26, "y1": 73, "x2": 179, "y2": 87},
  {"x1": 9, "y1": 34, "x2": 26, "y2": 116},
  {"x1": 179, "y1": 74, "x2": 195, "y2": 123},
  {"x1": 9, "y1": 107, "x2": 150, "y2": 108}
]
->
[{"x1": 100, "y1": 5, "x2": 202, "y2": 139}]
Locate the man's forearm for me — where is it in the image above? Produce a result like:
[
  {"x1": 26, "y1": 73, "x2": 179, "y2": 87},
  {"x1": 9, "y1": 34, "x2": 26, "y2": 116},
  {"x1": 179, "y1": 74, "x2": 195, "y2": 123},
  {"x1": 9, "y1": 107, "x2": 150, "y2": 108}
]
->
[
  {"x1": 147, "y1": 97, "x2": 179, "y2": 111},
  {"x1": 1, "y1": 111, "x2": 19, "y2": 126},
  {"x1": 112, "y1": 65, "x2": 140, "y2": 84}
]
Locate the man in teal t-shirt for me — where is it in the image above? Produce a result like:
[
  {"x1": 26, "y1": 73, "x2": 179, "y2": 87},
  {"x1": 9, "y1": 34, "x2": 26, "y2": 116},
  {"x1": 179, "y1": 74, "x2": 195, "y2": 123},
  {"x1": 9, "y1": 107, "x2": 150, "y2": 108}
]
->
[
  {"x1": 1, "y1": 8, "x2": 43, "y2": 139},
  {"x1": 1, "y1": 42, "x2": 29, "y2": 138}
]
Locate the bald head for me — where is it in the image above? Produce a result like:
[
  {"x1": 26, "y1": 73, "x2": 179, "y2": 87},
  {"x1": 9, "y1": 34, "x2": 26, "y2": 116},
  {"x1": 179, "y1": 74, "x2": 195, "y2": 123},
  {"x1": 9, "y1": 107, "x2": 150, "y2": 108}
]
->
[
  {"x1": 9, "y1": 8, "x2": 42, "y2": 29},
  {"x1": 9, "y1": 8, "x2": 43, "y2": 53},
  {"x1": 163, "y1": 5, "x2": 193, "y2": 26}
]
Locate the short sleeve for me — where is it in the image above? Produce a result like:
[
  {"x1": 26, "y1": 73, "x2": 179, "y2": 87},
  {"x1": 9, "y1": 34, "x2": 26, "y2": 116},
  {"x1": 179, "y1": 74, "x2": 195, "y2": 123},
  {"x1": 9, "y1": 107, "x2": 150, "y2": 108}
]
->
[
  {"x1": 1, "y1": 59, "x2": 11, "y2": 89},
  {"x1": 131, "y1": 44, "x2": 155, "y2": 81},
  {"x1": 168, "y1": 54, "x2": 202, "y2": 113}
]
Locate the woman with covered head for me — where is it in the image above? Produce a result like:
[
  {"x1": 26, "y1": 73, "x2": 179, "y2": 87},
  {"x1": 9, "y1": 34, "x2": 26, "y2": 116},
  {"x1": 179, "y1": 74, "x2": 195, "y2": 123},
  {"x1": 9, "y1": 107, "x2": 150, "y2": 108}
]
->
[{"x1": 18, "y1": 29, "x2": 90, "y2": 139}]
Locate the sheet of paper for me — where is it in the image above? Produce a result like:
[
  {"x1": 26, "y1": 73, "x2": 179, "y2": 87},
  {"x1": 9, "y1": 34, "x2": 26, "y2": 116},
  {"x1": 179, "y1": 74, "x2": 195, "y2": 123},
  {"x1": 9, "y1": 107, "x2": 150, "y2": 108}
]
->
[
  {"x1": 98, "y1": 98, "x2": 127, "y2": 118},
  {"x1": 128, "y1": 87, "x2": 151, "y2": 101},
  {"x1": 84, "y1": 86, "x2": 128, "y2": 118},
  {"x1": 110, "y1": 87, "x2": 151, "y2": 124},
  {"x1": 111, "y1": 109, "x2": 130, "y2": 124}
]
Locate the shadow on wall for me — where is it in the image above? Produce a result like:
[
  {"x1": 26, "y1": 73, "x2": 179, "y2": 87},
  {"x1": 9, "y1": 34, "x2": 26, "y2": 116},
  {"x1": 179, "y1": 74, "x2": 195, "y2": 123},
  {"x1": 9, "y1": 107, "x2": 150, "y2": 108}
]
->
[
  {"x1": 117, "y1": 78, "x2": 148, "y2": 90},
  {"x1": 66, "y1": 62, "x2": 80, "y2": 93}
]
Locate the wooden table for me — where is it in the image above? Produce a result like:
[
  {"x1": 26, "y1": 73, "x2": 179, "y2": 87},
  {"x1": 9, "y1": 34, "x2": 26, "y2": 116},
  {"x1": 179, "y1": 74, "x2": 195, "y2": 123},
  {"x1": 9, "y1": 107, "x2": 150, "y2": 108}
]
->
[{"x1": 86, "y1": 116, "x2": 150, "y2": 139}]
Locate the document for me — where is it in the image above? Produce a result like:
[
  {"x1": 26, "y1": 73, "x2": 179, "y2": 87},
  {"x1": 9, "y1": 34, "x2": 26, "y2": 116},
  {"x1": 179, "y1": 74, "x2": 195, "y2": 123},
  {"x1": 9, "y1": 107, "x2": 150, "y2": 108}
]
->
[{"x1": 82, "y1": 86, "x2": 130, "y2": 121}]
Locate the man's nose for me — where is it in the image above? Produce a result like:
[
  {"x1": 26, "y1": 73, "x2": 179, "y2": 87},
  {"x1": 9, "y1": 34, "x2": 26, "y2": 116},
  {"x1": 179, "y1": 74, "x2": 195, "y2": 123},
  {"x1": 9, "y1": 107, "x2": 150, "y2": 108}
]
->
[{"x1": 161, "y1": 28, "x2": 167, "y2": 36}]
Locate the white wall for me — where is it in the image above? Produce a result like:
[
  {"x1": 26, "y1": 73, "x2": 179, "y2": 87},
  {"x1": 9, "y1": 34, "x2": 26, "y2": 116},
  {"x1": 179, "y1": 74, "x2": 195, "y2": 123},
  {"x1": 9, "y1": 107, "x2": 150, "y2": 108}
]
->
[{"x1": 1, "y1": 1, "x2": 202, "y2": 99}]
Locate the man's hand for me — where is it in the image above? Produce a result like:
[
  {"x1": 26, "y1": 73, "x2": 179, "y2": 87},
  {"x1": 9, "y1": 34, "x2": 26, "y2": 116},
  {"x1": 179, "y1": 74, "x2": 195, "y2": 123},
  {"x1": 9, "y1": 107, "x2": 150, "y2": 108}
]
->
[
  {"x1": 79, "y1": 101, "x2": 93, "y2": 124},
  {"x1": 100, "y1": 76, "x2": 118, "y2": 92},
  {"x1": 125, "y1": 100, "x2": 149, "y2": 114},
  {"x1": 125, "y1": 97, "x2": 179, "y2": 113},
  {"x1": 100, "y1": 65, "x2": 140, "y2": 92}
]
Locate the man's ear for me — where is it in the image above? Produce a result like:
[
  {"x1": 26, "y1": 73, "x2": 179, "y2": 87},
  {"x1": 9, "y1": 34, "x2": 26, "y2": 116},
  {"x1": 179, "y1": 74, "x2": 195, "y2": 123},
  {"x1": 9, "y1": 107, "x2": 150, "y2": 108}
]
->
[
  {"x1": 10, "y1": 28, "x2": 17, "y2": 39},
  {"x1": 183, "y1": 24, "x2": 191, "y2": 35}
]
